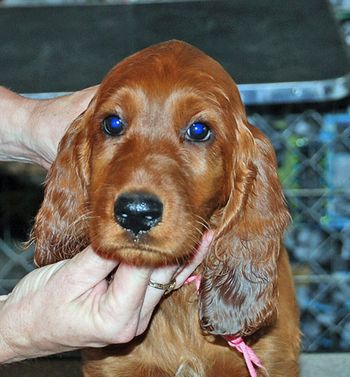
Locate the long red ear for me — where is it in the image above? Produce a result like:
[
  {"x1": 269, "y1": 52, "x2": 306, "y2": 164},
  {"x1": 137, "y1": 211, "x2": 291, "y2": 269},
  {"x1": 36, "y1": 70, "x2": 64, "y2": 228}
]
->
[
  {"x1": 32, "y1": 111, "x2": 92, "y2": 267},
  {"x1": 199, "y1": 117, "x2": 290, "y2": 337}
]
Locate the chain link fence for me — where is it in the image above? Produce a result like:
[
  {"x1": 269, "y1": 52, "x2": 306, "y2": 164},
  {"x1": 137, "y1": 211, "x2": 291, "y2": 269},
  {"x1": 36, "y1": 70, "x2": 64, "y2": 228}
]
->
[{"x1": 249, "y1": 109, "x2": 350, "y2": 352}]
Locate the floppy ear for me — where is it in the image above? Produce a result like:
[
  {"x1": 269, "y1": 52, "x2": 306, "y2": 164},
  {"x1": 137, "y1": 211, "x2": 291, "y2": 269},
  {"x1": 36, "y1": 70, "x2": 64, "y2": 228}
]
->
[
  {"x1": 199, "y1": 116, "x2": 290, "y2": 337},
  {"x1": 32, "y1": 111, "x2": 92, "y2": 267}
]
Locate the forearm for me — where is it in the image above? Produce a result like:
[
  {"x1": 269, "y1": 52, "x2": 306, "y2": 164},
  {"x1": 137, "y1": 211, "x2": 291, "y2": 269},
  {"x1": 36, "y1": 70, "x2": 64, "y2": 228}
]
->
[
  {"x1": 0, "y1": 86, "x2": 37, "y2": 165},
  {"x1": 0, "y1": 301, "x2": 24, "y2": 364},
  {"x1": 0, "y1": 86, "x2": 96, "y2": 169}
]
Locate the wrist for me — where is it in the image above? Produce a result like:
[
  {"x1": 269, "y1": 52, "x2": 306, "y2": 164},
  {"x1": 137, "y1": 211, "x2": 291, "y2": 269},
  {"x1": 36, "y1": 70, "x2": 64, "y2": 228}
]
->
[{"x1": 0, "y1": 336, "x2": 23, "y2": 364}]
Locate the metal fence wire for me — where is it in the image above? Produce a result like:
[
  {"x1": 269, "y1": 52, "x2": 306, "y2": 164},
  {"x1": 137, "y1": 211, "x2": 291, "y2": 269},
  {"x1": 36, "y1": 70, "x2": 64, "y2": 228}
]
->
[{"x1": 0, "y1": 108, "x2": 350, "y2": 352}]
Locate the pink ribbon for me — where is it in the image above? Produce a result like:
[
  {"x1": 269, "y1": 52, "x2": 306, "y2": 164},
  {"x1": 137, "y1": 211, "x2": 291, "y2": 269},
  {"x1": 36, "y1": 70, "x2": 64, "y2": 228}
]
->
[
  {"x1": 185, "y1": 275, "x2": 266, "y2": 377},
  {"x1": 224, "y1": 335, "x2": 266, "y2": 377}
]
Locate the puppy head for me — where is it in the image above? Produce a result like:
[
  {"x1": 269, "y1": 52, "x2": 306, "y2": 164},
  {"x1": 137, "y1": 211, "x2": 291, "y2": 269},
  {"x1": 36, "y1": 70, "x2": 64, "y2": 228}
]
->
[{"x1": 33, "y1": 41, "x2": 230, "y2": 266}]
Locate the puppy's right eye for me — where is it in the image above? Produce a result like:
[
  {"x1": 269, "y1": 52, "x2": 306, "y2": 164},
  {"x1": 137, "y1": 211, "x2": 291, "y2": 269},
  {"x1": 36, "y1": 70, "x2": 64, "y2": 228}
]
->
[
  {"x1": 185, "y1": 122, "x2": 212, "y2": 142},
  {"x1": 102, "y1": 115, "x2": 126, "y2": 136}
]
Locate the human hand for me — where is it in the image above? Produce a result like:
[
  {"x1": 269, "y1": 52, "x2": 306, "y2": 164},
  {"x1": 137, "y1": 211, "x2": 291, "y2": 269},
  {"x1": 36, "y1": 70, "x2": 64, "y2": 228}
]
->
[
  {"x1": 0, "y1": 86, "x2": 96, "y2": 169},
  {"x1": 0, "y1": 231, "x2": 213, "y2": 363}
]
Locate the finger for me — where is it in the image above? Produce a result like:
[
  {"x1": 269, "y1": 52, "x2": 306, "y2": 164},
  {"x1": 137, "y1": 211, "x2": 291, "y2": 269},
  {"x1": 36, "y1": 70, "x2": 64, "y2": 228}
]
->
[
  {"x1": 174, "y1": 230, "x2": 214, "y2": 287},
  {"x1": 137, "y1": 264, "x2": 178, "y2": 332},
  {"x1": 59, "y1": 246, "x2": 118, "y2": 290},
  {"x1": 138, "y1": 232, "x2": 214, "y2": 324},
  {"x1": 105, "y1": 264, "x2": 153, "y2": 314},
  {"x1": 143, "y1": 265, "x2": 178, "y2": 306}
]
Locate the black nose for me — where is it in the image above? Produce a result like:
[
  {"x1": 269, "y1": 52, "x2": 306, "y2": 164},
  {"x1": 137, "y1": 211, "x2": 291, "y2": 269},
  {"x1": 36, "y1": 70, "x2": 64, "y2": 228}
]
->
[{"x1": 114, "y1": 192, "x2": 163, "y2": 236}]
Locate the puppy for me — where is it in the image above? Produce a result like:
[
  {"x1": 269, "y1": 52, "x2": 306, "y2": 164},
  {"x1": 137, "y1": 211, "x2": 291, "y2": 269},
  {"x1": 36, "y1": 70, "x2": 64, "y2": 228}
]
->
[{"x1": 33, "y1": 40, "x2": 300, "y2": 377}]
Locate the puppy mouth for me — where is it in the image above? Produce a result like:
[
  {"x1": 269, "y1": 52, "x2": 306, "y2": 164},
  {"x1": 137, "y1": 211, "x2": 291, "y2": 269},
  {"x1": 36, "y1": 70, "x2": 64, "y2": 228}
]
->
[
  {"x1": 117, "y1": 243, "x2": 169, "y2": 256},
  {"x1": 94, "y1": 242, "x2": 181, "y2": 267}
]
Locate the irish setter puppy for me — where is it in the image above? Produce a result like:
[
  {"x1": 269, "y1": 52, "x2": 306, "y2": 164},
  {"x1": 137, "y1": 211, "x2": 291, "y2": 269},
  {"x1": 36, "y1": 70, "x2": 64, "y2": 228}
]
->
[{"x1": 33, "y1": 40, "x2": 300, "y2": 376}]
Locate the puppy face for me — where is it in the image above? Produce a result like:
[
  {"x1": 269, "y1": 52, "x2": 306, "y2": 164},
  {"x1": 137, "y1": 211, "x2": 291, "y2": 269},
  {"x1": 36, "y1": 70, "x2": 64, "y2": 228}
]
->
[{"x1": 83, "y1": 43, "x2": 242, "y2": 266}]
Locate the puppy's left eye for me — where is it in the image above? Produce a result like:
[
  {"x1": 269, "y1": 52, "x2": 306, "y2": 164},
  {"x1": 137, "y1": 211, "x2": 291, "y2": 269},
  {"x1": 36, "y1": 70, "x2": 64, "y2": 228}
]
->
[
  {"x1": 102, "y1": 115, "x2": 126, "y2": 136},
  {"x1": 185, "y1": 122, "x2": 212, "y2": 142}
]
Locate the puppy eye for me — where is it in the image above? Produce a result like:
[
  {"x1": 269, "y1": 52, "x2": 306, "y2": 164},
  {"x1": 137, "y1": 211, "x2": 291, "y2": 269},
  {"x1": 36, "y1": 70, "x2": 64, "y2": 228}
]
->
[
  {"x1": 102, "y1": 115, "x2": 126, "y2": 136},
  {"x1": 185, "y1": 122, "x2": 212, "y2": 142}
]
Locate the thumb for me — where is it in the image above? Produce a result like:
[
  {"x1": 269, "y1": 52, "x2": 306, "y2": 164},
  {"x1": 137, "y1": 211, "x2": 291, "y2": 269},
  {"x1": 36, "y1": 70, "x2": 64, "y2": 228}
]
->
[{"x1": 62, "y1": 246, "x2": 118, "y2": 288}]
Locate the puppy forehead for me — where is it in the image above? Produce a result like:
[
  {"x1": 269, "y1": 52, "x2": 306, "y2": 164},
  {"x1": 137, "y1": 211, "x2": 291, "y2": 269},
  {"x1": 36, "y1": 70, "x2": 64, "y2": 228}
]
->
[{"x1": 99, "y1": 85, "x2": 217, "y2": 113}]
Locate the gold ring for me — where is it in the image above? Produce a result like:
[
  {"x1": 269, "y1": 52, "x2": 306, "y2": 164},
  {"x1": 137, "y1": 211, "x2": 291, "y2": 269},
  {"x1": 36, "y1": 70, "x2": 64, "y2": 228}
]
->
[{"x1": 148, "y1": 278, "x2": 176, "y2": 294}]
